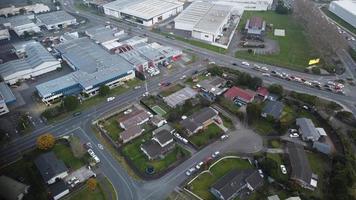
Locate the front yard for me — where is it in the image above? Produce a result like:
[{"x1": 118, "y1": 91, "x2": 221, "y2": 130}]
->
[
  {"x1": 187, "y1": 157, "x2": 252, "y2": 200},
  {"x1": 159, "y1": 84, "x2": 184, "y2": 97},
  {"x1": 101, "y1": 116, "x2": 124, "y2": 141},
  {"x1": 53, "y1": 142, "x2": 86, "y2": 170},
  {"x1": 189, "y1": 123, "x2": 223, "y2": 148}
]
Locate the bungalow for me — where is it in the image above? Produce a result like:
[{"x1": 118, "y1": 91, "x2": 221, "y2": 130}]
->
[
  {"x1": 296, "y1": 118, "x2": 320, "y2": 142},
  {"x1": 256, "y1": 86, "x2": 269, "y2": 101},
  {"x1": 287, "y1": 142, "x2": 318, "y2": 190},
  {"x1": 0, "y1": 175, "x2": 30, "y2": 200},
  {"x1": 261, "y1": 100, "x2": 284, "y2": 120},
  {"x1": 140, "y1": 127, "x2": 175, "y2": 160},
  {"x1": 120, "y1": 125, "x2": 144, "y2": 144},
  {"x1": 197, "y1": 76, "x2": 227, "y2": 96},
  {"x1": 180, "y1": 107, "x2": 220, "y2": 136},
  {"x1": 151, "y1": 115, "x2": 167, "y2": 127},
  {"x1": 224, "y1": 86, "x2": 255, "y2": 105},
  {"x1": 34, "y1": 152, "x2": 69, "y2": 185},
  {"x1": 210, "y1": 169, "x2": 264, "y2": 200},
  {"x1": 118, "y1": 109, "x2": 152, "y2": 130}
]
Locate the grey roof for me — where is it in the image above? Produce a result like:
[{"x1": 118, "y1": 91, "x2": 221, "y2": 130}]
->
[
  {"x1": 0, "y1": 41, "x2": 58, "y2": 78},
  {"x1": 0, "y1": 175, "x2": 29, "y2": 200},
  {"x1": 141, "y1": 140, "x2": 164, "y2": 158},
  {"x1": 34, "y1": 152, "x2": 68, "y2": 183},
  {"x1": 1, "y1": 15, "x2": 34, "y2": 27},
  {"x1": 153, "y1": 129, "x2": 173, "y2": 146},
  {"x1": 36, "y1": 38, "x2": 135, "y2": 97},
  {"x1": 36, "y1": 11, "x2": 75, "y2": 25},
  {"x1": 262, "y1": 100, "x2": 284, "y2": 119},
  {"x1": 163, "y1": 87, "x2": 198, "y2": 108},
  {"x1": 180, "y1": 107, "x2": 218, "y2": 133},
  {"x1": 120, "y1": 125, "x2": 143, "y2": 142},
  {"x1": 48, "y1": 180, "x2": 68, "y2": 197},
  {"x1": 245, "y1": 170, "x2": 264, "y2": 190},
  {"x1": 296, "y1": 118, "x2": 320, "y2": 141},
  {"x1": 85, "y1": 25, "x2": 124, "y2": 43},
  {"x1": 287, "y1": 142, "x2": 313, "y2": 185},
  {"x1": 313, "y1": 142, "x2": 332, "y2": 155},
  {"x1": 0, "y1": 82, "x2": 16, "y2": 103},
  {"x1": 268, "y1": 195, "x2": 280, "y2": 200}
]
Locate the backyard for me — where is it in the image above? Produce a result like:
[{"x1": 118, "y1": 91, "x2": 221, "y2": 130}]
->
[
  {"x1": 235, "y1": 11, "x2": 315, "y2": 70},
  {"x1": 189, "y1": 123, "x2": 223, "y2": 148},
  {"x1": 187, "y1": 157, "x2": 252, "y2": 200},
  {"x1": 102, "y1": 116, "x2": 124, "y2": 141}
]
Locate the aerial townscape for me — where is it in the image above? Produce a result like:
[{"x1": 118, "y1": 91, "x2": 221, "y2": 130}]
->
[{"x1": 0, "y1": 0, "x2": 356, "y2": 200}]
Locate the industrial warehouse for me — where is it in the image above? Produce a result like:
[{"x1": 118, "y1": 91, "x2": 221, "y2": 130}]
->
[
  {"x1": 103, "y1": 0, "x2": 183, "y2": 26},
  {"x1": 35, "y1": 32, "x2": 181, "y2": 104},
  {"x1": 329, "y1": 0, "x2": 356, "y2": 28}
]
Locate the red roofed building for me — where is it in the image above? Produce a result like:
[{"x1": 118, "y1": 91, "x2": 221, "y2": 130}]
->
[
  {"x1": 256, "y1": 87, "x2": 269, "y2": 101},
  {"x1": 224, "y1": 86, "x2": 255, "y2": 105}
]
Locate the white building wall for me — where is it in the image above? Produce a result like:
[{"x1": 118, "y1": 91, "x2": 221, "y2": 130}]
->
[
  {"x1": 53, "y1": 189, "x2": 70, "y2": 200},
  {"x1": 192, "y1": 30, "x2": 214, "y2": 42},
  {"x1": 329, "y1": 1, "x2": 356, "y2": 28},
  {"x1": 103, "y1": 7, "x2": 121, "y2": 18},
  {"x1": 0, "y1": 100, "x2": 9, "y2": 116},
  {"x1": 13, "y1": 23, "x2": 41, "y2": 36},
  {"x1": 44, "y1": 19, "x2": 77, "y2": 30}
]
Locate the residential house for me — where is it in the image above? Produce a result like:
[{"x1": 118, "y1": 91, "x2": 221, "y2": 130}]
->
[
  {"x1": 151, "y1": 115, "x2": 167, "y2": 127},
  {"x1": 48, "y1": 180, "x2": 69, "y2": 200},
  {"x1": 197, "y1": 76, "x2": 227, "y2": 96},
  {"x1": 256, "y1": 86, "x2": 269, "y2": 101},
  {"x1": 296, "y1": 118, "x2": 320, "y2": 142},
  {"x1": 261, "y1": 100, "x2": 284, "y2": 120},
  {"x1": 224, "y1": 86, "x2": 255, "y2": 105},
  {"x1": 0, "y1": 175, "x2": 30, "y2": 200},
  {"x1": 312, "y1": 142, "x2": 332, "y2": 155},
  {"x1": 140, "y1": 126, "x2": 175, "y2": 160},
  {"x1": 34, "y1": 152, "x2": 69, "y2": 184},
  {"x1": 244, "y1": 16, "x2": 266, "y2": 40},
  {"x1": 287, "y1": 142, "x2": 318, "y2": 190},
  {"x1": 210, "y1": 169, "x2": 264, "y2": 200},
  {"x1": 118, "y1": 109, "x2": 151, "y2": 130},
  {"x1": 180, "y1": 107, "x2": 220, "y2": 136},
  {"x1": 120, "y1": 125, "x2": 144, "y2": 144}
]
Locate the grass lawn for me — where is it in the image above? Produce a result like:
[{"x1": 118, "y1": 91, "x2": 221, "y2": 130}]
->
[
  {"x1": 53, "y1": 142, "x2": 85, "y2": 170},
  {"x1": 252, "y1": 119, "x2": 275, "y2": 135},
  {"x1": 235, "y1": 11, "x2": 314, "y2": 71},
  {"x1": 158, "y1": 32, "x2": 227, "y2": 54},
  {"x1": 268, "y1": 139, "x2": 282, "y2": 148},
  {"x1": 185, "y1": 74, "x2": 209, "y2": 86},
  {"x1": 190, "y1": 123, "x2": 223, "y2": 148},
  {"x1": 70, "y1": 185, "x2": 105, "y2": 200},
  {"x1": 160, "y1": 84, "x2": 184, "y2": 97},
  {"x1": 122, "y1": 131, "x2": 190, "y2": 174},
  {"x1": 280, "y1": 105, "x2": 296, "y2": 126},
  {"x1": 188, "y1": 157, "x2": 252, "y2": 200},
  {"x1": 266, "y1": 153, "x2": 288, "y2": 182},
  {"x1": 220, "y1": 114, "x2": 234, "y2": 130},
  {"x1": 321, "y1": 7, "x2": 356, "y2": 35},
  {"x1": 102, "y1": 116, "x2": 123, "y2": 141}
]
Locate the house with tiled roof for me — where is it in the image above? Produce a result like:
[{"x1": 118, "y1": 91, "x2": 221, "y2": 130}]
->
[{"x1": 224, "y1": 86, "x2": 255, "y2": 105}]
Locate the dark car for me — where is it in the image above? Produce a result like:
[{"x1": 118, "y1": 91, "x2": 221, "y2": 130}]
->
[
  {"x1": 232, "y1": 63, "x2": 237, "y2": 66},
  {"x1": 73, "y1": 112, "x2": 82, "y2": 116}
]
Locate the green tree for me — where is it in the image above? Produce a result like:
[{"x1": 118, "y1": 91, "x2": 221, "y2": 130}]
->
[
  {"x1": 311, "y1": 67, "x2": 321, "y2": 75},
  {"x1": 260, "y1": 157, "x2": 278, "y2": 177},
  {"x1": 246, "y1": 103, "x2": 262, "y2": 123},
  {"x1": 249, "y1": 77, "x2": 263, "y2": 90},
  {"x1": 63, "y1": 96, "x2": 79, "y2": 111},
  {"x1": 275, "y1": 0, "x2": 290, "y2": 14},
  {"x1": 99, "y1": 85, "x2": 110, "y2": 96},
  {"x1": 268, "y1": 84, "x2": 283, "y2": 96}
]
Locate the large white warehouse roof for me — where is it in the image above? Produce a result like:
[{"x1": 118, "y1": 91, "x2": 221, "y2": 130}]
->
[{"x1": 331, "y1": 0, "x2": 356, "y2": 14}]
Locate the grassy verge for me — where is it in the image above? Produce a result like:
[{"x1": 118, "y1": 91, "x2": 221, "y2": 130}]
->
[
  {"x1": 160, "y1": 84, "x2": 184, "y2": 97},
  {"x1": 69, "y1": 183, "x2": 105, "y2": 200},
  {"x1": 188, "y1": 157, "x2": 252, "y2": 200},
  {"x1": 158, "y1": 32, "x2": 227, "y2": 54},
  {"x1": 189, "y1": 123, "x2": 223, "y2": 148},
  {"x1": 321, "y1": 7, "x2": 356, "y2": 35},
  {"x1": 220, "y1": 114, "x2": 234, "y2": 130},
  {"x1": 235, "y1": 11, "x2": 314, "y2": 71},
  {"x1": 102, "y1": 116, "x2": 123, "y2": 141}
]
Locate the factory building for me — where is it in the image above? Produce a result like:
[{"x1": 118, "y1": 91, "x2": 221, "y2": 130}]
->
[
  {"x1": 0, "y1": 82, "x2": 16, "y2": 116},
  {"x1": 103, "y1": 0, "x2": 183, "y2": 26},
  {"x1": 0, "y1": 41, "x2": 61, "y2": 85},
  {"x1": 0, "y1": 14, "x2": 41, "y2": 36},
  {"x1": 329, "y1": 0, "x2": 356, "y2": 28},
  {"x1": 36, "y1": 11, "x2": 77, "y2": 30}
]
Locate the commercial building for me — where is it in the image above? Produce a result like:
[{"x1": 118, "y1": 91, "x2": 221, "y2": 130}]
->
[
  {"x1": 329, "y1": 0, "x2": 356, "y2": 28},
  {"x1": 244, "y1": 16, "x2": 266, "y2": 40},
  {"x1": 287, "y1": 143, "x2": 318, "y2": 190},
  {"x1": 0, "y1": 82, "x2": 16, "y2": 116},
  {"x1": 0, "y1": 175, "x2": 30, "y2": 200},
  {"x1": 0, "y1": 41, "x2": 60, "y2": 85},
  {"x1": 1, "y1": 14, "x2": 41, "y2": 36},
  {"x1": 35, "y1": 37, "x2": 135, "y2": 103},
  {"x1": 212, "y1": 0, "x2": 273, "y2": 11},
  {"x1": 180, "y1": 107, "x2": 220, "y2": 135},
  {"x1": 210, "y1": 169, "x2": 264, "y2": 200},
  {"x1": 0, "y1": 3, "x2": 50, "y2": 17},
  {"x1": 103, "y1": 0, "x2": 183, "y2": 26},
  {"x1": 0, "y1": 26, "x2": 10, "y2": 40},
  {"x1": 85, "y1": 25, "x2": 126, "y2": 47},
  {"x1": 34, "y1": 152, "x2": 69, "y2": 185},
  {"x1": 36, "y1": 11, "x2": 76, "y2": 30}
]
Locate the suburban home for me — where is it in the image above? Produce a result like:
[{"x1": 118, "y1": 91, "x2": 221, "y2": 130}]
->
[
  {"x1": 296, "y1": 118, "x2": 320, "y2": 142},
  {"x1": 180, "y1": 107, "x2": 220, "y2": 136},
  {"x1": 163, "y1": 87, "x2": 197, "y2": 108},
  {"x1": 224, "y1": 86, "x2": 255, "y2": 105},
  {"x1": 151, "y1": 115, "x2": 167, "y2": 127},
  {"x1": 312, "y1": 142, "x2": 332, "y2": 155},
  {"x1": 287, "y1": 142, "x2": 318, "y2": 190},
  {"x1": 120, "y1": 125, "x2": 144, "y2": 144},
  {"x1": 261, "y1": 100, "x2": 284, "y2": 120},
  {"x1": 256, "y1": 86, "x2": 269, "y2": 101},
  {"x1": 210, "y1": 169, "x2": 264, "y2": 200},
  {"x1": 0, "y1": 175, "x2": 30, "y2": 200},
  {"x1": 140, "y1": 127, "x2": 175, "y2": 160},
  {"x1": 34, "y1": 152, "x2": 69, "y2": 184},
  {"x1": 197, "y1": 76, "x2": 227, "y2": 96},
  {"x1": 244, "y1": 16, "x2": 266, "y2": 40},
  {"x1": 118, "y1": 109, "x2": 152, "y2": 130},
  {"x1": 48, "y1": 180, "x2": 69, "y2": 200}
]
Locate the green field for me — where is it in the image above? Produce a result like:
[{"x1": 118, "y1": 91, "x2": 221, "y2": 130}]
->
[
  {"x1": 188, "y1": 157, "x2": 252, "y2": 200},
  {"x1": 190, "y1": 123, "x2": 223, "y2": 148},
  {"x1": 235, "y1": 11, "x2": 314, "y2": 70}
]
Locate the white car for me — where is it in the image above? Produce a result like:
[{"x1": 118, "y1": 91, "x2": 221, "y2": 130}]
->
[
  {"x1": 289, "y1": 133, "x2": 299, "y2": 138},
  {"x1": 87, "y1": 149, "x2": 95, "y2": 157},
  {"x1": 212, "y1": 151, "x2": 220, "y2": 158},
  {"x1": 280, "y1": 165, "x2": 287, "y2": 174},
  {"x1": 134, "y1": 86, "x2": 141, "y2": 89},
  {"x1": 196, "y1": 162, "x2": 204, "y2": 170},
  {"x1": 180, "y1": 75, "x2": 186, "y2": 80},
  {"x1": 258, "y1": 169, "x2": 264, "y2": 178},
  {"x1": 93, "y1": 155, "x2": 100, "y2": 163},
  {"x1": 242, "y1": 61, "x2": 250, "y2": 66},
  {"x1": 98, "y1": 144, "x2": 104, "y2": 150},
  {"x1": 262, "y1": 73, "x2": 270, "y2": 77},
  {"x1": 124, "y1": 109, "x2": 132, "y2": 115},
  {"x1": 261, "y1": 66, "x2": 269, "y2": 71},
  {"x1": 220, "y1": 135, "x2": 229, "y2": 140},
  {"x1": 289, "y1": 129, "x2": 298, "y2": 133},
  {"x1": 107, "y1": 97, "x2": 115, "y2": 102}
]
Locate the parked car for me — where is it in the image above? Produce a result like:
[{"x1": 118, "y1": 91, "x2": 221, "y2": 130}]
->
[
  {"x1": 185, "y1": 167, "x2": 196, "y2": 176},
  {"x1": 258, "y1": 169, "x2": 264, "y2": 178},
  {"x1": 196, "y1": 161, "x2": 204, "y2": 170},
  {"x1": 280, "y1": 165, "x2": 287, "y2": 174},
  {"x1": 262, "y1": 73, "x2": 270, "y2": 77},
  {"x1": 242, "y1": 61, "x2": 250, "y2": 66},
  {"x1": 220, "y1": 135, "x2": 229, "y2": 140},
  {"x1": 107, "y1": 97, "x2": 115, "y2": 102},
  {"x1": 232, "y1": 62, "x2": 238, "y2": 66},
  {"x1": 87, "y1": 149, "x2": 95, "y2": 157},
  {"x1": 134, "y1": 85, "x2": 141, "y2": 89},
  {"x1": 212, "y1": 151, "x2": 220, "y2": 158},
  {"x1": 289, "y1": 133, "x2": 299, "y2": 138}
]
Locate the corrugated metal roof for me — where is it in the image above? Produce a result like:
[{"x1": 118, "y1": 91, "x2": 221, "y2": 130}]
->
[{"x1": 36, "y1": 10, "x2": 75, "y2": 25}]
